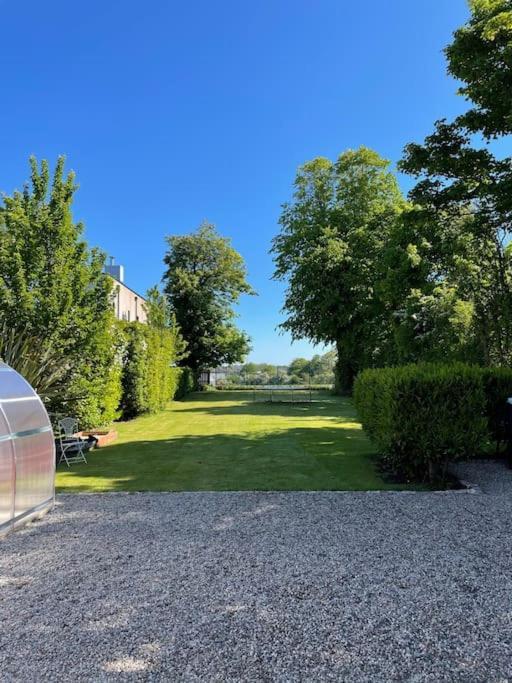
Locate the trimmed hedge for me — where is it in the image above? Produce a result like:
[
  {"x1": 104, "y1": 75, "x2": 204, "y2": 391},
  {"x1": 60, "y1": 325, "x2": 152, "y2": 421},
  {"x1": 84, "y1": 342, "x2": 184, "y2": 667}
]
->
[
  {"x1": 174, "y1": 367, "x2": 196, "y2": 399},
  {"x1": 120, "y1": 323, "x2": 148, "y2": 418},
  {"x1": 71, "y1": 321, "x2": 126, "y2": 428},
  {"x1": 120, "y1": 322, "x2": 181, "y2": 419},
  {"x1": 354, "y1": 363, "x2": 488, "y2": 483}
]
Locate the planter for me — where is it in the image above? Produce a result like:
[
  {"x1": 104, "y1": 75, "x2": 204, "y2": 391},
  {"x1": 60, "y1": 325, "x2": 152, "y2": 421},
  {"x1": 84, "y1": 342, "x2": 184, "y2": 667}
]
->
[{"x1": 77, "y1": 429, "x2": 118, "y2": 448}]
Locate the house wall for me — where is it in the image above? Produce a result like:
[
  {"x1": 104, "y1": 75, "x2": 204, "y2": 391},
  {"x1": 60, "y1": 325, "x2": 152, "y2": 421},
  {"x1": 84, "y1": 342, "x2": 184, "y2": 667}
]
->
[{"x1": 111, "y1": 279, "x2": 147, "y2": 323}]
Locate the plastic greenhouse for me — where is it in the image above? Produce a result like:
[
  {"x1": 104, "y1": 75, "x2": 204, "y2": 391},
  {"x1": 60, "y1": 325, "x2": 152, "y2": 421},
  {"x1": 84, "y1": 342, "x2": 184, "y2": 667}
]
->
[{"x1": 0, "y1": 362, "x2": 55, "y2": 535}]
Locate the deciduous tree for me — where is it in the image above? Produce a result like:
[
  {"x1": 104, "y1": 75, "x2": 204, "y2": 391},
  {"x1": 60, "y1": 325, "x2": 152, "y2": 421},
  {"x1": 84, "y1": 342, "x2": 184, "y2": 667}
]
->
[
  {"x1": 163, "y1": 223, "x2": 254, "y2": 373},
  {"x1": 399, "y1": 0, "x2": 512, "y2": 365},
  {"x1": 273, "y1": 147, "x2": 406, "y2": 392},
  {"x1": 0, "y1": 157, "x2": 120, "y2": 425}
]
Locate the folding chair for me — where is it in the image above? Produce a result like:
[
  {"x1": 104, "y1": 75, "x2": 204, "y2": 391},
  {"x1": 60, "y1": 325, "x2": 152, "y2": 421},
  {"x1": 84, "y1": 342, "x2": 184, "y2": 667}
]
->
[{"x1": 57, "y1": 417, "x2": 88, "y2": 467}]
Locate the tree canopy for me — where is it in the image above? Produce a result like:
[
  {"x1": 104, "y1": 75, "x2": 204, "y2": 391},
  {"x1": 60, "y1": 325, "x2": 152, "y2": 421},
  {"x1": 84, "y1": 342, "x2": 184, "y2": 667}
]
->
[
  {"x1": 0, "y1": 157, "x2": 121, "y2": 424},
  {"x1": 398, "y1": 0, "x2": 512, "y2": 366},
  {"x1": 163, "y1": 223, "x2": 254, "y2": 372},
  {"x1": 448, "y1": 0, "x2": 512, "y2": 139},
  {"x1": 272, "y1": 3, "x2": 512, "y2": 389},
  {"x1": 272, "y1": 147, "x2": 406, "y2": 391}
]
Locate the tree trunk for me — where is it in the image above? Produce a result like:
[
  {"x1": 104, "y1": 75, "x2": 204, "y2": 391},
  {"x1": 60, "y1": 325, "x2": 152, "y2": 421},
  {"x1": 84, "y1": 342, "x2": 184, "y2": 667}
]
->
[{"x1": 334, "y1": 342, "x2": 356, "y2": 395}]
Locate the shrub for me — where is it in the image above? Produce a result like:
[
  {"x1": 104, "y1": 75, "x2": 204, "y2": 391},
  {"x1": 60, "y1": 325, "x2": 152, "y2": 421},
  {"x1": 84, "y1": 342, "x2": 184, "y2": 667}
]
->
[
  {"x1": 354, "y1": 363, "x2": 487, "y2": 483},
  {"x1": 69, "y1": 321, "x2": 125, "y2": 429},
  {"x1": 120, "y1": 323, "x2": 148, "y2": 418},
  {"x1": 174, "y1": 367, "x2": 196, "y2": 399},
  {"x1": 120, "y1": 321, "x2": 181, "y2": 418},
  {"x1": 145, "y1": 326, "x2": 179, "y2": 413},
  {"x1": 0, "y1": 322, "x2": 70, "y2": 403}
]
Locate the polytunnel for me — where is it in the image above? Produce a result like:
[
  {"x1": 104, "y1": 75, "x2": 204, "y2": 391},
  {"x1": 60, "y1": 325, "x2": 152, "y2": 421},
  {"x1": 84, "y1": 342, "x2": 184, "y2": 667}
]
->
[{"x1": 0, "y1": 361, "x2": 55, "y2": 535}]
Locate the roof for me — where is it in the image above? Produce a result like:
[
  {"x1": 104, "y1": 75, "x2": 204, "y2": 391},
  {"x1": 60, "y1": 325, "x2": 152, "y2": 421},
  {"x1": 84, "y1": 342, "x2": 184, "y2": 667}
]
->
[{"x1": 106, "y1": 274, "x2": 147, "y2": 301}]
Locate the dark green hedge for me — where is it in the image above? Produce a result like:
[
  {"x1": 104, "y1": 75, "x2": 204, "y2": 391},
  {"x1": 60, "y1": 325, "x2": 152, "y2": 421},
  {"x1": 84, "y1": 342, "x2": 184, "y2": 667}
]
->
[
  {"x1": 120, "y1": 322, "x2": 181, "y2": 419},
  {"x1": 354, "y1": 363, "x2": 488, "y2": 482},
  {"x1": 120, "y1": 323, "x2": 147, "y2": 418}
]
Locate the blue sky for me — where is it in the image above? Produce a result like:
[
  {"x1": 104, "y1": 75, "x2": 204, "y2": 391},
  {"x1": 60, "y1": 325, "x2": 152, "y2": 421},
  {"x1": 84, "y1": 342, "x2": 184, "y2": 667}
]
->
[{"x1": 0, "y1": 0, "x2": 470, "y2": 364}]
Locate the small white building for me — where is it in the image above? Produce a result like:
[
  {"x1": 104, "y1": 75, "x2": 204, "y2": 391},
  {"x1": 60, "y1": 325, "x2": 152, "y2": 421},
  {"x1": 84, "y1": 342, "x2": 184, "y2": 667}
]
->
[{"x1": 105, "y1": 261, "x2": 147, "y2": 324}]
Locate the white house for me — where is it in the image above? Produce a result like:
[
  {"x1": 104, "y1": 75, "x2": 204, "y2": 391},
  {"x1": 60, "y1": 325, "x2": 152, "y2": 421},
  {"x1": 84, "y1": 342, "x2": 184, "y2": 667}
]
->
[{"x1": 105, "y1": 260, "x2": 147, "y2": 324}]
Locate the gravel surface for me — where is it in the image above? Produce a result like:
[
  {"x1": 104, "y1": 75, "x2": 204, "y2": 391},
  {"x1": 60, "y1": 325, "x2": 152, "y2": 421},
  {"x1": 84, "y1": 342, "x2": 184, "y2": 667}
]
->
[
  {"x1": 1, "y1": 489, "x2": 512, "y2": 682},
  {"x1": 452, "y1": 458, "x2": 512, "y2": 494}
]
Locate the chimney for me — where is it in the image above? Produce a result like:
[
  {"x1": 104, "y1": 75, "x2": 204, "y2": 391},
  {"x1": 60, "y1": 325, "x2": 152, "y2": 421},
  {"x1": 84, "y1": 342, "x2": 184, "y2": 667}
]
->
[{"x1": 105, "y1": 256, "x2": 125, "y2": 283}]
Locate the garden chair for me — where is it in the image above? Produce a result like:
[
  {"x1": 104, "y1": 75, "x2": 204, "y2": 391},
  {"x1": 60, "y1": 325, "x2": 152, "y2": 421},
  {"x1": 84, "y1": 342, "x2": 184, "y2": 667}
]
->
[{"x1": 57, "y1": 417, "x2": 88, "y2": 467}]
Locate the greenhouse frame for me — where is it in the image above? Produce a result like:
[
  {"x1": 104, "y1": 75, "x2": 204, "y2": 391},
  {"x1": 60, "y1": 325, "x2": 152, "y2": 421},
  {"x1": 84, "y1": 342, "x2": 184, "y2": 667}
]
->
[{"x1": 0, "y1": 362, "x2": 55, "y2": 536}]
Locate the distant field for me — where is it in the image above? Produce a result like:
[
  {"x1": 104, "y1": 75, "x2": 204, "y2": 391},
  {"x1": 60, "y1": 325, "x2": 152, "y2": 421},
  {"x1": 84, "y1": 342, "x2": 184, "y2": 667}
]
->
[{"x1": 56, "y1": 391, "x2": 418, "y2": 492}]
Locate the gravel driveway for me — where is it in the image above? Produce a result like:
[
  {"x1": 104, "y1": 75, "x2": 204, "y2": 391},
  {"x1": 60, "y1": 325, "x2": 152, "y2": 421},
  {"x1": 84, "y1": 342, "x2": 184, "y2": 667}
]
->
[{"x1": 1, "y1": 466, "x2": 512, "y2": 681}]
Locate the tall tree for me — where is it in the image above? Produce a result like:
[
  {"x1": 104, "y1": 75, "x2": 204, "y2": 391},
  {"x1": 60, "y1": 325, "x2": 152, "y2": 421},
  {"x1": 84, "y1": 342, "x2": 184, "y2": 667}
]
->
[
  {"x1": 378, "y1": 206, "x2": 486, "y2": 364},
  {"x1": 0, "y1": 157, "x2": 121, "y2": 425},
  {"x1": 398, "y1": 0, "x2": 512, "y2": 365},
  {"x1": 272, "y1": 147, "x2": 406, "y2": 392},
  {"x1": 163, "y1": 223, "x2": 254, "y2": 373},
  {"x1": 447, "y1": 0, "x2": 512, "y2": 139}
]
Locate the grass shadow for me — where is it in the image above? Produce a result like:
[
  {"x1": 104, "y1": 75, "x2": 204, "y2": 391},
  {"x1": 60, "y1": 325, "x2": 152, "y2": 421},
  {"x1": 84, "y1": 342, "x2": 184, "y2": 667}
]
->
[
  {"x1": 56, "y1": 426, "x2": 414, "y2": 493},
  {"x1": 175, "y1": 391, "x2": 355, "y2": 421}
]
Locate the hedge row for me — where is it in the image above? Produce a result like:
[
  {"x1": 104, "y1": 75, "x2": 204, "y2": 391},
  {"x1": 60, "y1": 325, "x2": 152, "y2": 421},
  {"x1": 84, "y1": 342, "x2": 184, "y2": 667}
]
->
[
  {"x1": 174, "y1": 367, "x2": 196, "y2": 399},
  {"x1": 120, "y1": 322, "x2": 194, "y2": 419},
  {"x1": 72, "y1": 322, "x2": 126, "y2": 429},
  {"x1": 354, "y1": 363, "x2": 512, "y2": 483}
]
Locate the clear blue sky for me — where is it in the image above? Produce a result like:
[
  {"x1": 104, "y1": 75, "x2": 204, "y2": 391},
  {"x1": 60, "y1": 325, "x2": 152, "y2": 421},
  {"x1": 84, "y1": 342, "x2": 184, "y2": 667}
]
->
[{"x1": 0, "y1": 0, "x2": 470, "y2": 364}]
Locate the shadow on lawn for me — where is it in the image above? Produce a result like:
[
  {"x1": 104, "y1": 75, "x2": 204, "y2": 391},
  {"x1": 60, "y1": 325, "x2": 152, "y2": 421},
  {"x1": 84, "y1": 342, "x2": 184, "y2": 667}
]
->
[
  {"x1": 175, "y1": 392, "x2": 355, "y2": 421},
  {"x1": 57, "y1": 425, "x2": 381, "y2": 492}
]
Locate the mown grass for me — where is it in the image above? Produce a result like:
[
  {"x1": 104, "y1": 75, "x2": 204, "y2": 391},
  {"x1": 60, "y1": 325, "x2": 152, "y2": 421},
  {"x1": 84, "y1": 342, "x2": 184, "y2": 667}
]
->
[{"x1": 56, "y1": 391, "x2": 419, "y2": 492}]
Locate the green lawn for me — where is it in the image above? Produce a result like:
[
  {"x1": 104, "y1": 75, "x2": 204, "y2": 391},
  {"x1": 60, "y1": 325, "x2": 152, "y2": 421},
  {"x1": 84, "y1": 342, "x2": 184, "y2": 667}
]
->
[{"x1": 56, "y1": 391, "x2": 414, "y2": 492}]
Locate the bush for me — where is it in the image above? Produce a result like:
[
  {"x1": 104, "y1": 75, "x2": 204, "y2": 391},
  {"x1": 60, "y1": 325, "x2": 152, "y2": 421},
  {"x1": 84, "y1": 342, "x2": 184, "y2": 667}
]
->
[
  {"x1": 120, "y1": 323, "x2": 148, "y2": 418},
  {"x1": 174, "y1": 367, "x2": 196, "y2": 399},
  {"x1": 354, "y1": 363, "x2": 487, "y2": 483},
  {"x1": 69, "y1": 321, "x2": 125, "y2": 429},
  {"x1": 145, "y1": 326, "x2": 179, "y2": 413},
  {"x1": 120, "y1": 322, "x2": 181, "y2": 418}
]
